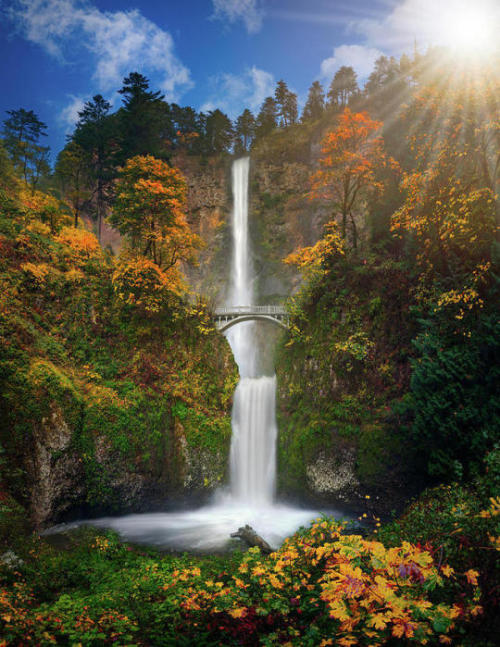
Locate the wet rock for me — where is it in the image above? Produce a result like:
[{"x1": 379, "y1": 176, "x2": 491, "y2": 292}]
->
[
  {"x1": 231, "y1": 525, "x2": 273, "y2": 554},
  {"x1": 306, "y1": 449, "x2": 359, "y2": 496}
]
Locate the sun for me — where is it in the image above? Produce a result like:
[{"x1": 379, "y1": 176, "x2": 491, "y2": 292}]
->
[{"x1": 432, "y1": 1, "x2": 499, "y2": 59}]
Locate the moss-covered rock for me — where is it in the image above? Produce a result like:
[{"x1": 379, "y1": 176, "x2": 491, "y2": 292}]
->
[
  {"x1": 275, "y1": 254, "x2": 418, "y2": 511},
  {"x1": 0, "y1": 190, "x2": 238, "y2": 529}
]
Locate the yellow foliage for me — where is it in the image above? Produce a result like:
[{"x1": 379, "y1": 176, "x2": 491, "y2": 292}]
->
[
  {"x1": 112, "y1": 256, "x2": 186, "y2": 313},
  {"x1": 55, "y1": 227, "x2": 102, "y2": 264},
  {"x1": 20, "y1": 262, "x2": 51, "y2": 285}
]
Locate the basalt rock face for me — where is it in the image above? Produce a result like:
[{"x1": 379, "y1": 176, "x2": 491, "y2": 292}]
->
[
  {"x1": 23, "y1": 395, "x2": 233, "y2": 529},
  {"x1": 173, "y1": 153, "x2": 232, "y2": 304},
  {"x1": 172, "y1": 138, "x2": 329, "y2": 306},
  {"x1": 25, "y1": 406, "x2": 84, "y2": 528},
  {"x1": 249, "y1": 130, "x2": 329, "y2": 302}
]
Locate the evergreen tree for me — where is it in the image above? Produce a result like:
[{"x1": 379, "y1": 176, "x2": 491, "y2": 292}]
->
[
  {"x1": 255, "y1": 97, "x2": 278, "y2": 138},
  {"x1": 0, "y1": 141, "x2": 15, "y2": 190},
  {"x1": 2, "y1": 108, "x2": 50, "y2": 192},
  {"x1": 274, "y1": 80, "x2": 298, "y2": 127},
  {"x1": 118, "y1": 72, "x2": 167, "y2": 160},
  {"x1": 167, "y1": 104, "x2": 203, "y2": 153},
  {"x1": 284, "y1": 90, "x2": 298, "y2": 126},
  {"x1": 72, "y1": 94, "x2": 116, "y2": 240},
  {"x1": 55, "y1": 141, "x2": 91, "y2": 227},
  {"x1": 327, "y1": 66, "x2": 359, "y2": 109},
  {"x1": 234, "y1": 109, "x2": 256, "y2": 152},
  {"x1": 364, "y1": 56, "x2": 406, "y2": 97},
  {"x1": 203, "y1": 110, "x2": 234, "y2": 154},
  {"x1": 302, "y1": 81, "x2": 325, "y2": 122},
  {"x1": 364, "y1": 56, "x2": 409, "y2": 115},
  {"x1": 118, "y1": 72, "x2": 164, "y2": 107}
]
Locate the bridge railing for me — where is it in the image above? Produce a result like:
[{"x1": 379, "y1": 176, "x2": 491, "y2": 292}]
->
[{"x1": 214, "y1": 305, "x2": 287, "y2": 316}]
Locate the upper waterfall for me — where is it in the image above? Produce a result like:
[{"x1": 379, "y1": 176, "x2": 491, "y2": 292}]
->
[{"x1": 228, "y1": 157, "x2": 252, "y2": 308}]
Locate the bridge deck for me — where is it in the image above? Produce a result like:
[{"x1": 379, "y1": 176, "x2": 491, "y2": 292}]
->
[{"x1": 214, "y1": 305, "x2": 287, "y2": 316}]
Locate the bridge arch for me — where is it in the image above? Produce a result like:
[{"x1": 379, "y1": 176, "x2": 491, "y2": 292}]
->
[
  {"x1": 217, "y1": 314, "x2": 289, "y2": 333},
  {"x1": 213, "y1": 306, "x2": 289, "y2": 332}
]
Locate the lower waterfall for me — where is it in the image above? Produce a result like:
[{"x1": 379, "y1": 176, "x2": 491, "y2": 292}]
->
[{"x1": 230, "y1": 375, "x2": 277, "y2": 506}]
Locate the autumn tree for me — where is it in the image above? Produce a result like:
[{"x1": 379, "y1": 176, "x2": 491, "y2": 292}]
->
[
  {"x1": 327, "y1": 66, "x2": 359, "y2": 109},
  {"x1": 311, "y1": 108, "x2": 396, "y2": 248},
  {"x1": 2, "y1": 108, "x2": 50, "y2": 193},
  {"x1": 391, "y1": 71, "x2": 500, "y2": 479},
  {"x1": 392, "y1": 76, "x2": 499, "y2": 280},
  {"x1": 110, "y1": 155, "x2": 201, "y2": 273},
  {"x1": 302, "y1": 81, "x2": 325, "y2": 122}
]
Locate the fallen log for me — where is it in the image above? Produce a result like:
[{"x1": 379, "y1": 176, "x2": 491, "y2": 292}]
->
[{"x1": 230, "y1": 524, "x2": 273, "y2": 554}]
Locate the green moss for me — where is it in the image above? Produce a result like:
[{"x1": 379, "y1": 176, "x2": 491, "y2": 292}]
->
[
  {"x1": 275, "y1": 255, "x2": 415, "y2": 496},
  {"x1": 27, "y1": 359, "x2": 83, "y2": 431}
]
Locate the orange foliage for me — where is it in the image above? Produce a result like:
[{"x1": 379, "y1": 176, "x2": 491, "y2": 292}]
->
[
  {"x1": 311, "y1": 108, "x2": 398, "y2": 247},
  {"x1": 112, "y1": 256, "x2": 185, "y2": 313},
  {"x1": 55, "y1": 227, "x2": 102, "y2": 265},
  {"x1": 391, "y1": 77, "x2": 499, "y2": 289},
  {"x1": 111, "y1": 155, "x2": 202, "y2": 271}
]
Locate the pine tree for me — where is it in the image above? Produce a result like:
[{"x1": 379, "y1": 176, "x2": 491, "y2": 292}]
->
[
  {"x1": 284, "y1": 90, "x2": 298, "y2": 126},
  {"x1": 302, "y1": 81, "x2": 325, "y2": 122},
  {"x1": 234, "y1": 109, "x2": 256, "y2": 152},
  {"x1": 72, "y1": 94, "x2": 116, "y2": 240},
  {"x1": 255, "y1": 97, "x2": 278, "y2": 138},
  {"x1": 118, "y1": 72, "x2": 167, "y2": 160},
  {"x1": 327, "y1": 66, "x2": 359, "y2": 109},
  {"x1": 2, "y1": 108, "x2": 50, "y2": 192},
  {"x1": 274, "y1": 80, "x2": 298, "y2": 127},
  {"x1": 203, "y1": 110, "x2": 234, "y2": 154}
]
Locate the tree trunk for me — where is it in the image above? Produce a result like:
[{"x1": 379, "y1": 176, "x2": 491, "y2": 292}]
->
[{"x1": 230, "y1": 525, "x2": 273, "y2": 554}]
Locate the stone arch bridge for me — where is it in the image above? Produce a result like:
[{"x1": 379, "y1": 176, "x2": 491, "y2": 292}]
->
[{"x1": 214, "y1": 306, "x2": 289, "y2": 333}]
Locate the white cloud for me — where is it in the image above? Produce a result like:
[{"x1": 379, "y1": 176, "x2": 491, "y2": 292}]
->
[
  {"x1": 211, "y1": 0, "x2": 263, "y2": 34},
  {"x1": 59, "y1": 95, "x2": 86, "y2": 131},
  {"x1": 201, "y1": 66, "x2": 274, "y2": 117},
  {"x1": 320, "y1": 44, "x2": 384, "y2": 81},
  {"x1": 8, "y1": 0, "x2": 193, "y2": 100},
  {"x1": 351, "y1": 0, "x2": 499, "y2": 55}
]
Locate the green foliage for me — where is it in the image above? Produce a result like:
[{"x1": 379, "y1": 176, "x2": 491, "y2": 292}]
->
[
  {"x1": 1, "y1": 108, "x2": 50, "y2": 192},
  {"x1": 408, "y1": 309, "x2": 500, "y2": 479},
  {"x1": 0, "y1": 516, "x2": 488, "y2": 646},
  {"x1": 0, "y1": 177, "x2": 237, "y2": 519},
  {"x1": 276, "y1": 255, "x2": 415, "y2": 495}
]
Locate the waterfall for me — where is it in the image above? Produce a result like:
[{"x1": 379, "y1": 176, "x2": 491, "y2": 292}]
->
[
  {"x1": 59, "y1": 158, "x2": 330, "y2": 552},
  {"x1": 226, "y1": 158, "x2": 277, "y2": 506},
  {"x1": 228, "y1": 158, "x2": 252, "y2": 308}
]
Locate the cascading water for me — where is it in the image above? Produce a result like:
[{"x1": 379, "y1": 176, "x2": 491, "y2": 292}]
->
[
  {"x1": 50, "y1": 158, "x2": 347, "y2": 551},
  {"x1": 226, "y1": 157, "x2": 277, "y2": 507}
]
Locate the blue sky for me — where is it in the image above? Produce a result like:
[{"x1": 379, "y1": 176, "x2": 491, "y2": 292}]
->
[{"x1": 1, "y1": 0, "x2": 498, "y2": 156}]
